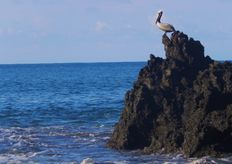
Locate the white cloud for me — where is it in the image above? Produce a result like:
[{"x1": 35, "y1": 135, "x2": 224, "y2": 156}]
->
[{"x1": 95, "y1": 21, "x2": 109, "y2": 32}]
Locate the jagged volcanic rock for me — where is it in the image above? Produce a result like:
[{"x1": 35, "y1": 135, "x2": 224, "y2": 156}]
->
[{"x1": 108, "y1": 31, "x2": 232, "y2": 157}]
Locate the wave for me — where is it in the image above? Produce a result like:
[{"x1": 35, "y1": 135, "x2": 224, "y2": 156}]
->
[
  {"x1": 0, "y1": 126, "x2": 112, "y2": 162},
  {"x1": 188, "y1": 156, "x2": 232, "y2": 164}
]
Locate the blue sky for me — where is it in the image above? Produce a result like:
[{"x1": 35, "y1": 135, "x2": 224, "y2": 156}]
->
[{"x1": 0, "y1": 0, "x2": 231, "y2": 64}]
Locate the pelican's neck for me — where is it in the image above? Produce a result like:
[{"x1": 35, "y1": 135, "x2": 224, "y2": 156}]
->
[
  {"x1": 156, "y1": 14, "x2": 162, "y2": 24},
  {"x1": 156, "y1": 22, "x2": 162, "y2": 29}
]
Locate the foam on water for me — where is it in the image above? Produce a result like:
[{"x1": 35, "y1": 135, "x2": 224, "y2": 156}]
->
[{"x1": 0, "y1": 125, "x2": 109, "y2": 162}]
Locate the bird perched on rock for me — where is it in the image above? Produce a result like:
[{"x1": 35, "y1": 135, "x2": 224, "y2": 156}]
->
[{"x1": 155, "y1": 10, "x2": 175, "y2": 34}]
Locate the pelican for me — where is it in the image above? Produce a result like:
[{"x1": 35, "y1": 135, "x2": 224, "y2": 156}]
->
[{"x1": 155, "y1": 10, "x2": 175, "y2": 33}]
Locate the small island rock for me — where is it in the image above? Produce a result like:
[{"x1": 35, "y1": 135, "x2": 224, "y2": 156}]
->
[{"x1": 108, "y1": 31, "x2": 232, "y2": 157}]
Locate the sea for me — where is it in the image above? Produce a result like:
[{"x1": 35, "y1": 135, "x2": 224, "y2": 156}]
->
[{"x1": 0, "y1": 62, "x2": 231, "y2": 164}]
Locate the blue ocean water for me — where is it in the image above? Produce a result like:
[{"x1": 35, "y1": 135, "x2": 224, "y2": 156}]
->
[{"x1": 0, "y1": 62, "x2": 202, "y2": 163}]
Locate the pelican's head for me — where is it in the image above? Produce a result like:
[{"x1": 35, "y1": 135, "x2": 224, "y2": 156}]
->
[{"x1": 157, "y1": 10, "x2": 163, "y2": 16}]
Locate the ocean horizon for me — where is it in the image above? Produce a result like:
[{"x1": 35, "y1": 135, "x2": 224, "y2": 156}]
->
[
  {"x1": 0, "y1": 61, "x2": 146, "y2": 66},
  {"x1": 0, "y1": 59, "x2": 230, "y2": 66}
]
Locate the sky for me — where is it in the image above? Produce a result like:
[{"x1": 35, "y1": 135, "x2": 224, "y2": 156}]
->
[{"x1": 0, "y1": 0, "x2": 231, "y2": 64}]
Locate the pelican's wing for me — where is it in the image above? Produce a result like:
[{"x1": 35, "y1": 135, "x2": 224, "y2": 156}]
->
[{"x1": 158, "y1": 23, "x2": 175, "y2": 32}]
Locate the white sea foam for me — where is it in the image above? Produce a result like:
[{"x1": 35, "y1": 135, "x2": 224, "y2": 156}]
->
[
  {"x1": 220, "y1": 157, "x2": 232, "y2": 163},
  {"x1": 102, "y1": 136, "x2": 110, "y2": 140},
  {"x1": 89, "y1": 133, "x2": 95, "y2": 137},
  {"x1": 90, "y1": 139, "x2": 96, "y2": 142},
  {"x1": 0, "y1": 152, "x2": 40, "y2": 163},
  {"x1": 80, "y1": 158, "x2": 95, "y2": 164},
  {"x1": 187, "y1": 156, "x2": 232, "y2": 164}
]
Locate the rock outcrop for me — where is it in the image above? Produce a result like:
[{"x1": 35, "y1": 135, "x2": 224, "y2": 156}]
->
[{"x1": 108, "y1": 31, "x2": 232, "y2": 157}]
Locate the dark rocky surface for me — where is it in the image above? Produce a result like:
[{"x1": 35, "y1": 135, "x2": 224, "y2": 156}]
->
[{"x1": 108, "y1": 31, "x2": 232, "y2": 157}]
